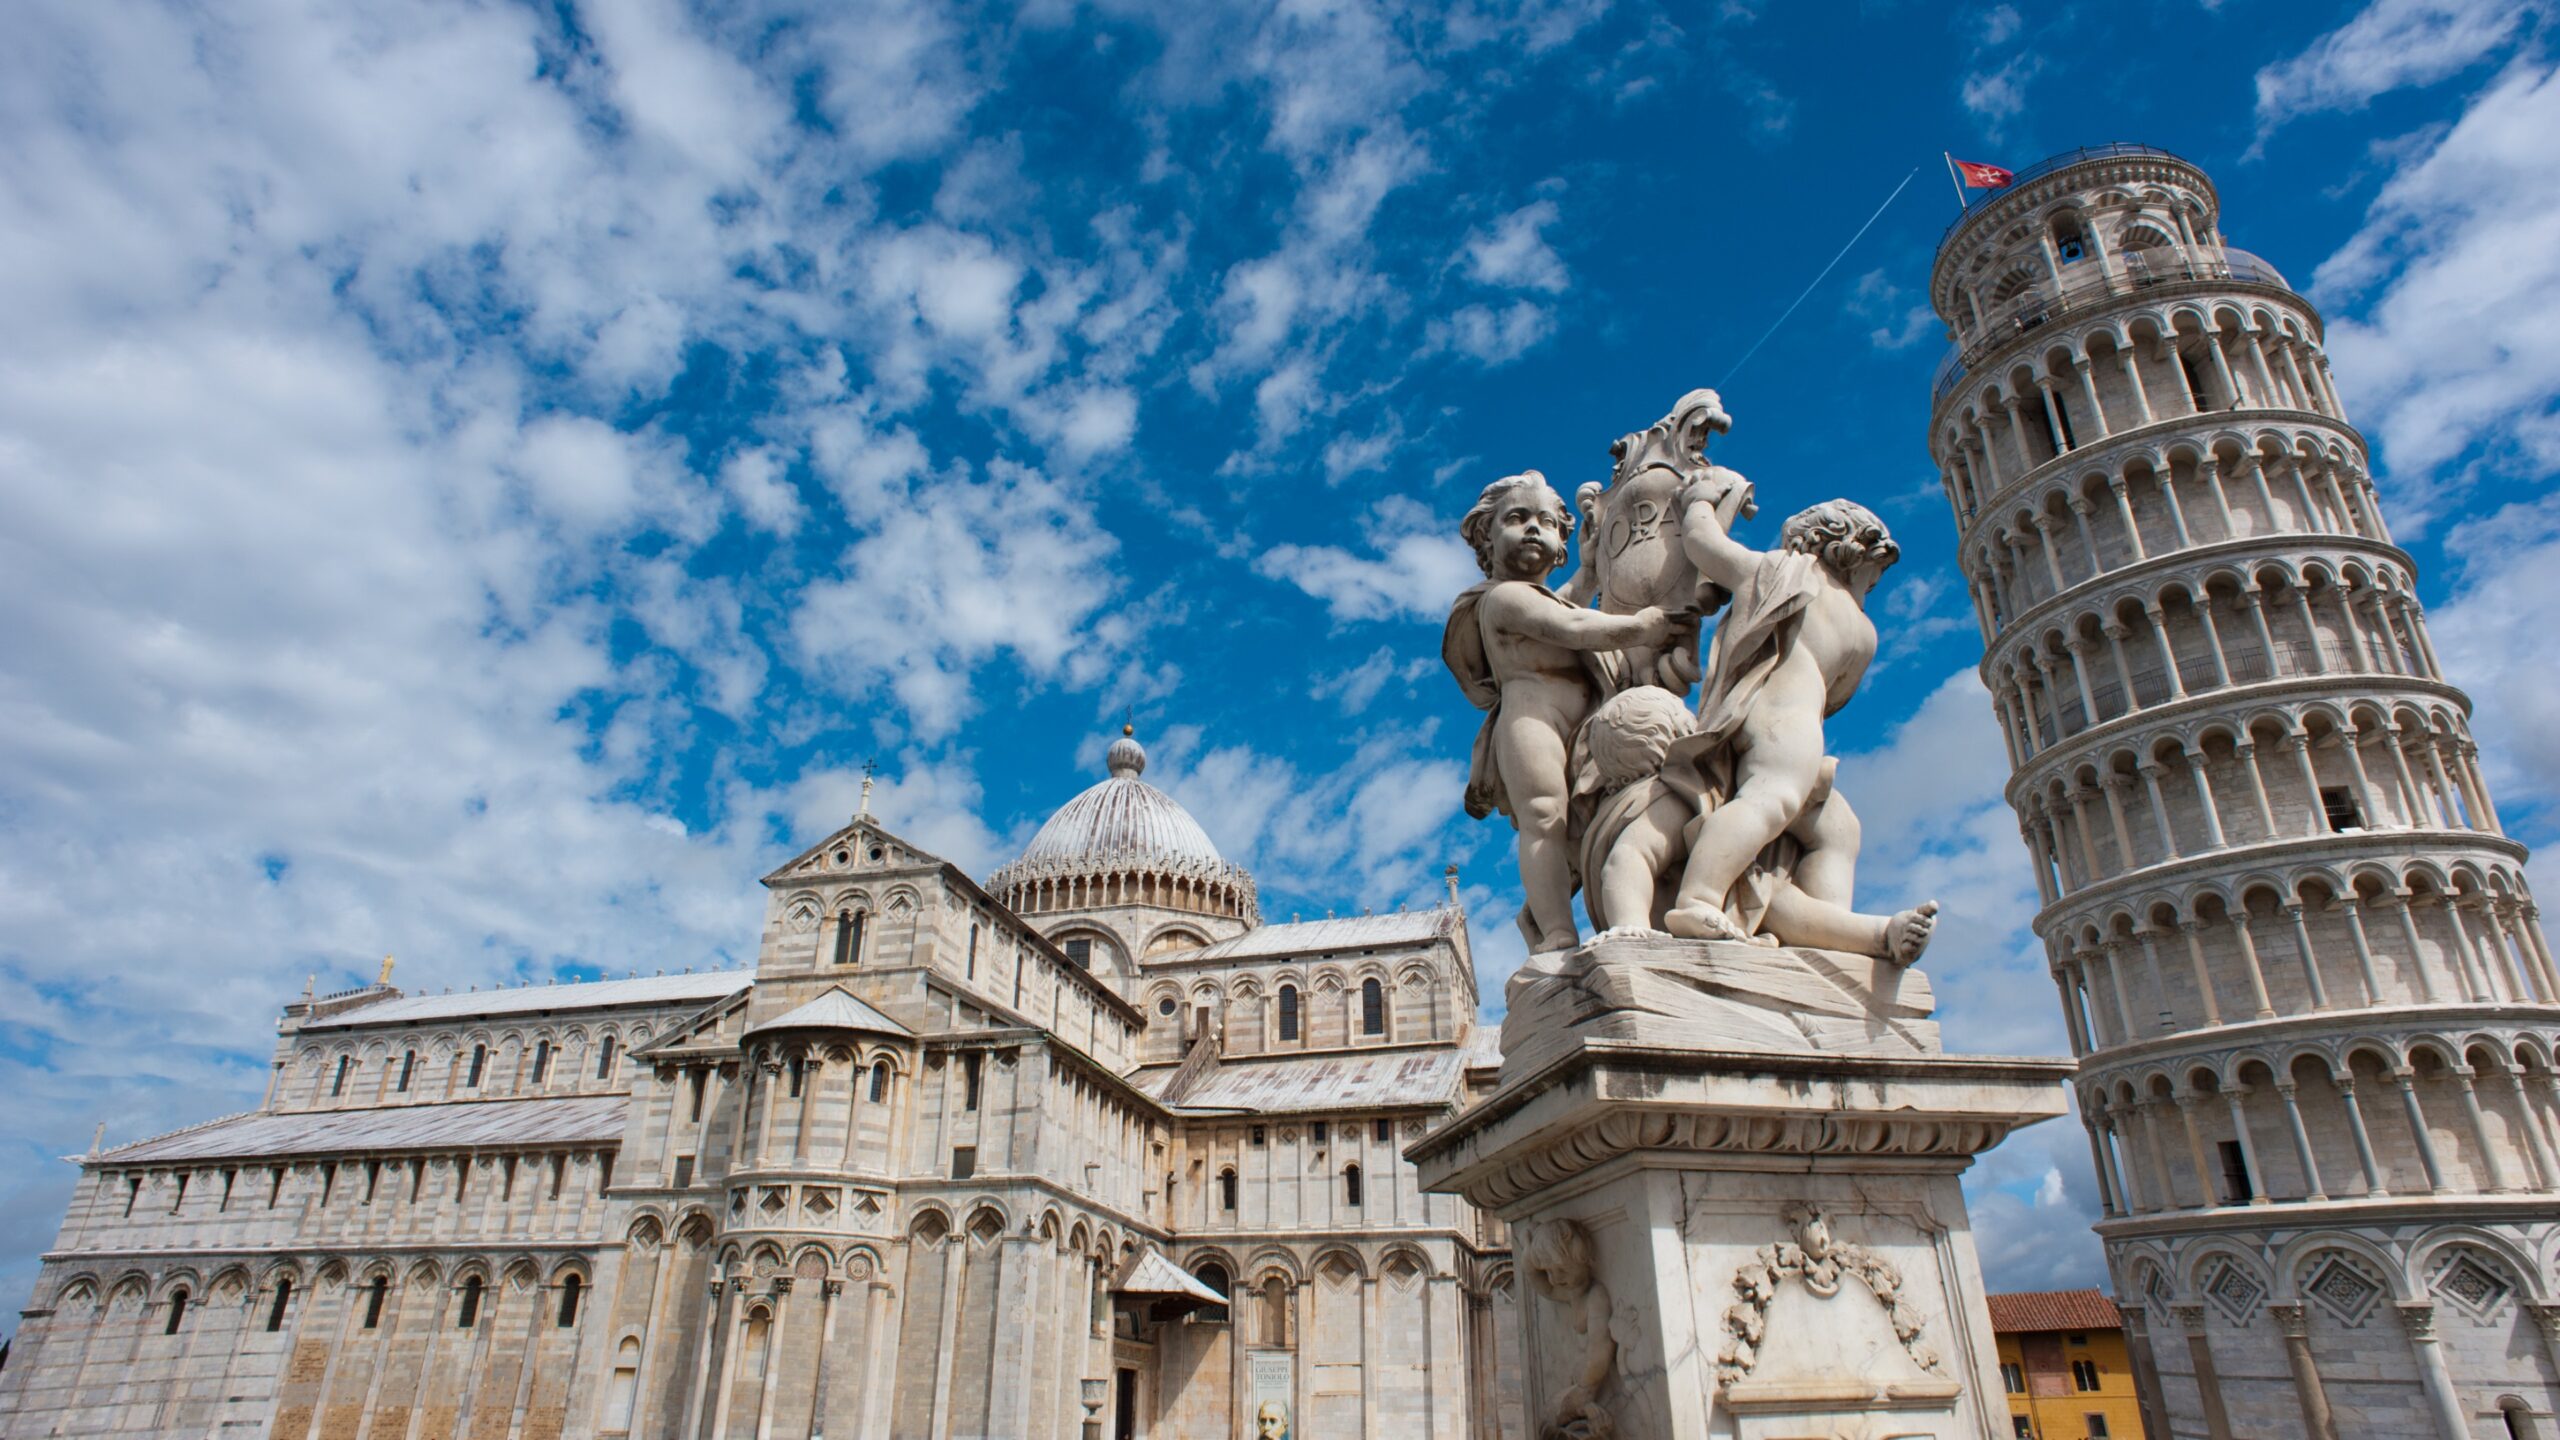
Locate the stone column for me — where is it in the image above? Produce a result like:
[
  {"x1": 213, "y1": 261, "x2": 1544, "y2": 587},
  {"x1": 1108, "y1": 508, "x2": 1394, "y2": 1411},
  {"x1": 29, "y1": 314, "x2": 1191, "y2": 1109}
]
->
[
  {"x1": 754, "y1": 1280, "x2": 792, "y2": 1440},
  {"x1": 2273, "y1": 1082, "x2": 2327, "y2": 1201},
  {"x1": 2398, "y1": 1302, "x2": 2473, "y2": 1440},
  {"x1": 2335, "y1": 1075, "x2": 2390, "y2": 1197},
  {"x1": 2267, "y1": 1304, "x2": 2340, "y2": 1440},
  {"x1": 2173, "y1": 1305, "x2": 2237, "y2": 1440}
]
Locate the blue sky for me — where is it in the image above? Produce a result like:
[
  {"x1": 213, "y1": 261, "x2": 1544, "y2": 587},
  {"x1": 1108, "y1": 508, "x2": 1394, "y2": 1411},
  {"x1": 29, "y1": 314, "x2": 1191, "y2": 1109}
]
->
[{"x1": 4, "y1": 0, "x2": 2558, "y2": 1307}]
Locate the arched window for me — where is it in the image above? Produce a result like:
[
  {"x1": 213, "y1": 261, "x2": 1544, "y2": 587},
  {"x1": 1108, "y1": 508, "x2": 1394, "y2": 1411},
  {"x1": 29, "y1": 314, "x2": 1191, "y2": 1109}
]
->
[
  {"x1": 531, "y1": 1039, "x2": 552, "y2": 1084},
  {"x1": 595, "y1": 1036, "x2": 616, "y2": 1079},
  {"x1": 834, "y1": 910, "x2": 866, "y2": 966},
  {"x1": 457, "y1": 1276, "x2": 484, "y2": 1329},
  {"x1": 869, "y1": 1060, "x2": 889, "y2": 1103},
  {"x1": 1192, "y1": 1262, "x2": 1231, "y2": 1324},
  {"x1": 1360, "y1": 978, "x2": 1386, "y2": 1037},
  {"x1": 164, "y1": 1287, "x2": 188, "y2": 1335},
  {"x1": 608, "y1": 1337, "x2": 643, "y2": 1428},
  {"x1": 1343, "y1": 1163, "x2": 1364, "y2": 1207},
  {"x1": 788, "y1": 1057, "x2": 805, "y2": 1099},
  {"x1": 362, "y1": 1276, "x2": 387, "y2": 1329},
  {"x1": 556, "y1": 1274, "x2": 583, "y2": 1328},
  {"x1": 1219, "y1": 1167, "x2": 1238, "y2": 1212},
  {"x1": 1259, "y1": 1274, "x2": 1290, "y2": 1347},
  {"x1": 1278, "y1": 985, "x2": 1299, "y2": 1043},
  {"x1": 331, "y1": 1055, "x2": 352, "y2": 1097},
  {"x1": 266, "y1": 1277, "x2": 292, "y2": 1332},
  {"x1": 466, "y1": 1045, "x2": 487, "y2": 1089},
  {"x1": 396, "y1": 1050, "x2": 415, "y2": 1093}
]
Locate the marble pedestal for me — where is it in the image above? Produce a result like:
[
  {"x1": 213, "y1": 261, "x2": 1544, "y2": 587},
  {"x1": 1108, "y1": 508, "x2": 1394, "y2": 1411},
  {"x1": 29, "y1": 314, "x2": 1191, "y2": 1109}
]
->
[{"x1": 1412, "y1": 936, "x2": 2070, "y2": 1440}]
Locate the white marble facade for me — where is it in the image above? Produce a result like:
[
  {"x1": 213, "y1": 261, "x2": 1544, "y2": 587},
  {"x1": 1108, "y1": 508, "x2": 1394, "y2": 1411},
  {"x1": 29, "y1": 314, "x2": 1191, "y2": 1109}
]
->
[
  {"x1": 0, "y1": 735, "x2": 1525, "y2": 1439},
  {"x1": 1931, "y1": 144, "x2": 2560, "y2": 1439}
]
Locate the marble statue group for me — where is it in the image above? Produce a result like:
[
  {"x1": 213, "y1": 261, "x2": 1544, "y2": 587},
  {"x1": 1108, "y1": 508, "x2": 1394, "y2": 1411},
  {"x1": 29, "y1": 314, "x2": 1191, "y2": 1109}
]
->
[{"x1": 1444, "y1": 388, "x2": 1938, "y2": 970}]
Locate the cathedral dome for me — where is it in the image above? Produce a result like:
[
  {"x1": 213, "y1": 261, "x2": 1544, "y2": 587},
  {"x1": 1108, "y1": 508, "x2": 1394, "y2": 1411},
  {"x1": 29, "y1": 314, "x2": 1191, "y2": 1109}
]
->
[
  {"x1": 988, "y1": 728, "x2": 1259, "y2": 927},
  {"x1": 1016, "y1": 730, "x2": 1224, "y2": 867}
]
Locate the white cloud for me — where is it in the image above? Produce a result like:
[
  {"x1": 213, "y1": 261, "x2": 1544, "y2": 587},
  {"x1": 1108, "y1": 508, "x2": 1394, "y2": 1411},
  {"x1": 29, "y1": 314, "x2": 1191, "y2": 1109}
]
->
[
  {"x1": 1959, "y1": 54, "x2": 2042, "y2": 136},
  {"x1": 1432, "y1": 300, "x2": 1557, "y2": 367},
  {"x1": 1847, "y1": 268, "x2": 1941, "y2": 352},
  {"x1": 1463, "y1": 199, "x2": 1569, "y2": 294},
  {"x1": 1977, "y1": 4, "x2": 2023, "y2": 46},
  {"x1": 1253, "y1": 496, "x2": 1486, "y2": 624},
  {"x1": 2313, "y1": 60, "x2": 2560, "y2": 514},
  {"x1": 1148, "y1": 725, "x2": 1469, "y2": 912},
  {"x1": 2423, "y1": 494, "x2": 2560, "y2": 888},
  {"x1": 1310, "y1": 645, "x2": 1436, "y2": 715},
  {"x1": 2254, "y1": 0, "x2": 2531, "y2": 129}
]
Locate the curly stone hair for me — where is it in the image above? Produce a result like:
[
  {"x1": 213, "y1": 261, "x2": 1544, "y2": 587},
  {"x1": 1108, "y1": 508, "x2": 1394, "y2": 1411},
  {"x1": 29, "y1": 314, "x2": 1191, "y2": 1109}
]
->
[
  {"x1": 1779, "y1": 499, "x2": 1900, "y2": 578},
  {"x1": 1582, "y1": 686, "x2": 1698, "y2": 794},
  {"x1": 1460, "y1": 470, "x2": 1574, "y2": 577}
]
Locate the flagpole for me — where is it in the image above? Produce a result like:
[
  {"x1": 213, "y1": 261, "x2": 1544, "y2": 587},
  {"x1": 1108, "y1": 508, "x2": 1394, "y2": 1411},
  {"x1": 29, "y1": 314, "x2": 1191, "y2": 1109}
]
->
[{"x1": 1943, "y1": 152, "x2": 1969, "y2": 211}]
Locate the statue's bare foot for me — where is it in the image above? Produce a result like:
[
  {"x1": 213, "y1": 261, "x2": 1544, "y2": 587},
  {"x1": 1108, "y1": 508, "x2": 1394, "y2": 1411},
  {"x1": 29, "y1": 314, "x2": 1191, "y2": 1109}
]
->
[
  {"x1": 1592, "y1": 924, "x2": 1663, "y2": 943},
  {"x1": 1885, "y1": 900, "x2": 1939, "y2": 966},
  {"x1": 1663, "y1": 901, "x2": 1746, "y2": 942},
  {"x1": 1530, "y1": 927, "x2": 1583, "y2": 956}
]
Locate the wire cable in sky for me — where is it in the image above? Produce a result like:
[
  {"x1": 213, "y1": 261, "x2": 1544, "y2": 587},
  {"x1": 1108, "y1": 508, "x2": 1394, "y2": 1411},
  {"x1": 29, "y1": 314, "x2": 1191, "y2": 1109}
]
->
[{"x1": 1718, "y1": 164, "x2": 1923, "y2": 389}]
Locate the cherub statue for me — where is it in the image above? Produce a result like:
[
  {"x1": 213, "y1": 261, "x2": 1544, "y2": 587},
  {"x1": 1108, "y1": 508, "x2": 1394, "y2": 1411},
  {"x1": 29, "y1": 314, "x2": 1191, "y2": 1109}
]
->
[
  {"x1": 1556, "y1": 388, "x2": 1750, "y2": 693},
  {"x1": 1660, "y1": 494, "x2": 1937, "y2": 955},
  {"x1": 1525, "y1": 1220, "x2": 1621, "y2": 1440},
  {"x1": 1571, "y1": 686, "x2": 1937, "y2": 962},
  {"x1": 1446, "y1": 472, "x2": 1685, "y2": 956}
]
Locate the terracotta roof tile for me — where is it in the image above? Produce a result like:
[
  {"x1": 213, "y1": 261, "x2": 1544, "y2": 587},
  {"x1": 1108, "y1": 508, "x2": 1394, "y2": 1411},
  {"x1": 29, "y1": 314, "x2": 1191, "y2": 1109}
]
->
[{"x1": 1986, "y1": 1288, "x2": 2123, "y2": 1333}]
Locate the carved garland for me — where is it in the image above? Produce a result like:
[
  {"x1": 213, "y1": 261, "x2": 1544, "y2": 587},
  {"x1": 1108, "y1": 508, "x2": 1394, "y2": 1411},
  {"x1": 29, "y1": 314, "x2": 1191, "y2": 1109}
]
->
[{"x1": 1716, "y1": 1205, "x2": 1944, "y2": 1388}]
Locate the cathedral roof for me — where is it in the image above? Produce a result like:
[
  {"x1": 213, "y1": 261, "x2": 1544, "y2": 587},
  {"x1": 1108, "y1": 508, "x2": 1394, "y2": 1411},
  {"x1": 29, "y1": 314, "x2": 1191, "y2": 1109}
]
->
[
  {"x1": 744, "y1": 987, "x2": 911, "y2": 1039},
  {"x1": 1113, "y1": 1248, "x2": 1230, "y2": 1305},
  {"x1": 1014, "y1": 728, "x2": 1225, "y2": 869},
  {"x1": 93, "y1": 1095, "x2": 627, "y2": 1163},
  {"x1": 1154, "y1": 907, "x2": 1456, "y2": 962},
  {"x1": 300, "y1": 970, "x2": 753, "y2": 1030},
  {"x1": 1129, "y1": 1047, "x2": 1465, "y2": 1114}
]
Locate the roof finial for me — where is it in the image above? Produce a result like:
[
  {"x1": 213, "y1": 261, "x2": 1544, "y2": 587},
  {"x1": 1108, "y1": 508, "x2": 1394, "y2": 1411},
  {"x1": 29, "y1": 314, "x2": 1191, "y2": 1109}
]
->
[
  {"x1": 1444, "y1": 864, "x2": 1462, "y2": 908},
  {"x1": 1106, "y1": 724, "x2": 1147, "y2": 780},
  {"x1": 379, "y1": 955, "x2": 396, "y2": 986},
  {"x1": 857, "y1": 757, "x2": 877, "y2": 821},
  {"x1": 89, "y1": 1121, "x2": 105, "y2": 1156}
]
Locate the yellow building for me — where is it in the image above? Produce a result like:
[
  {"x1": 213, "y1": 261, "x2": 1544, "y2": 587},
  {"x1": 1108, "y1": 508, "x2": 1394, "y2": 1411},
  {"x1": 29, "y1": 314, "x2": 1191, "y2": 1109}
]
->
[{"x1": 1990, "y1": 1289, "x2": 2152, "y2": 1440}]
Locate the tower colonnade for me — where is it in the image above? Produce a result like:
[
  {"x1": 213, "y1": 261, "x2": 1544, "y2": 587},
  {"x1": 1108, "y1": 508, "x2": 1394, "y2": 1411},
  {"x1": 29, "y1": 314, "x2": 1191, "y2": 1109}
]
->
[{"x1": 1932, "y1": 145, "x2": 2560, "y2": 1440}]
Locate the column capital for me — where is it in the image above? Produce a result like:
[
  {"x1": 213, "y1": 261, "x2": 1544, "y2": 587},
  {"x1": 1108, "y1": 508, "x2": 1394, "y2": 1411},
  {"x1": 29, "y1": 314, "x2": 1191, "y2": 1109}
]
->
[
  {"x1": 2102, "y1": 620, "x2": 2131, "y2": 641},
  {"x1": 2525, "y1": 1303, "x2": 2560, "y2": 1339},
  {"x1": 2266, "y1": 1302, "x2": 2309, "y2": 1338},
  {"x1": 2171, "y1": 1303, "x2": 2211, "y2": 1336},
  {"x1": 2396, "y1": 1301, "x2": 2439, "y2": 1341},
  {"x1": 822, "y1": 1278, "x2": 844, "y2": 1298},
  {"x1": 771, "y1": 1276, "x2": 794, "y2": 1294}
]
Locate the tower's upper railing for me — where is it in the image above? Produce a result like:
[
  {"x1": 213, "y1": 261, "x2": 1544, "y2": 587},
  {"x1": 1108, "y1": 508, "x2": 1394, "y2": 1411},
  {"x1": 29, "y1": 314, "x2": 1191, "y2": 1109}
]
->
[
  {"x1": 1936, "y1": 144, "x2": 2201, "y2": 253},
  {"x1": 1927, "y1": 247, "x2": 2294, "y2": 408}
]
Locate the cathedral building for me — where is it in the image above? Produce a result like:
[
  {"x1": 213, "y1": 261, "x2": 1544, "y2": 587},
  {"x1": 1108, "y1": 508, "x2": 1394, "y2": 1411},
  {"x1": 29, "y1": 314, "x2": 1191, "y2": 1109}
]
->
[
  {"x1": 1930, "y1": 144, "x2": 2560, "y2": 1439},
  {"x1": 0, "y1": 730, "x2": 1525, "y2": 1439}
]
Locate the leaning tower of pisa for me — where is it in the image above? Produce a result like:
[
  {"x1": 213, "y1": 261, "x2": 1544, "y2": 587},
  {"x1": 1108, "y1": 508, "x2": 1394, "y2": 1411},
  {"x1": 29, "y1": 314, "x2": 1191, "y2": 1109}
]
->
[{"x1": 1928, "y1": 145, "x2": 2560, "y2": 1440}]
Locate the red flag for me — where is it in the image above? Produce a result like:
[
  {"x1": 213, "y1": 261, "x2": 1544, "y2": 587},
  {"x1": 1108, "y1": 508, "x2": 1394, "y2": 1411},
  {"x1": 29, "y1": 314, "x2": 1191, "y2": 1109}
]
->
[{"x1": 1953, "y1": 158, "x2": 2014, "y2": 189}]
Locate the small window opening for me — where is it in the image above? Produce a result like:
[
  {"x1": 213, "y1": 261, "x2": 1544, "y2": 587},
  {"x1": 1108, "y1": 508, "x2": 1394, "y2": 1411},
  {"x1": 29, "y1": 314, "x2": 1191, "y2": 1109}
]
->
[
  {"x1": 688, "y1": 1068, "x2": 708, "y2": 1123},
  {"x1": 455, "y1": 1159, "x2": 471, "y2": 1204},
  {"x1": 501, "y1": 1156, "x2": 517, "y2": 1202},
  {"x1": 1065, "y1": 938, "x2": 1092, "y2": 970},
  {"x1": 870, "y1": 1061, "x2": 889, "y2": 1103},
  {"x1": 1373, "y1": 1118, "x2": 1393, "y2": 1144},
  {"x1": 364, "y1": 1160, "x2": 381, "y2": 1204},
  {"x1": 171, "y1": 1173, "x2": 188, "y2": 1213},
  {"x1": 1278, "y1": 985, "x2": 1300, "y2": 1043},
  {"x1": 788, "y1": 1058, "x2": 805, "y2": 1099},
  {"x1": 266, "y1": 1278, "x2": 292, "y2": 1332},
  {"x1": 549, "y1": 1154, "x2": 566, "y2": 1200},
  {"x1": 410, "y1": 1160, "x2": 425, "y2": 1204},
  {"x1": 2087, "y1": 1416, "x2": 2111, "y2": 1440},
  {"x1": 673, "y1": 1154, "x2": 695, "y2": 1188},
  {"x1": 2001, "y1": 1362, "x2": 2025, "y2": 1393},
  {"x1": 1219, "y1": 1168, "x2": 1238, "y2": 1211},
  {"x1": 531, "y1": 1040, "x2": 552, "y2": 1084},
  {"x1": 1343, "y1": 1163, "x2": 1364, "y2": 1207},
  {"x1": 2217, "y1": 1139, "x2": 2255, "y2": 1204},
  {"x1": 1249, "y1": 1125, "x2": 1267, "y2": 1147},
  {"x1": 2072, "y1": 1358, "x2": 2102, "y2": 1391},
  {"x1": 125, "y1": 1175, "x2": 141, "y2": 1216},
  {"x1": 2322, "y1": 786, "x2": 2364, "y2": 832},
  {"x1": 1361, "y1": 978, "x2": 1386, "y2": 1037},
  {"x1": 556, "y1": 1274, "x2": 583, "y2": 1327},
  {"x1": 397, "y1": 1050, "x2": 415, "y2": 1093},
  {"x1": 467, "y1": 1045, "x2": 487, "y2": 1089},
  {"x1": 951, "y1": 1146, "x2": 977, "y2": 1180},
  {"x1": 268, "y1": 1167, "x2": 285, "y2": 1209},
  {"x1": 457, "y1": 1276, "x2": 483, "y2": 1329},
  {"x1": 362, "y1": 1276, "x2": 387, "y2": 1330},
  {"x1": 968, "y1": 923, "x2": 980, "y2": 979},
  {"x1": 164, "y1": 1288, "x2": 188, "y2": 1335},
  {"x1": 595, "y1": 1035, "x2": 616, "y2": 1079},
  {"x1": 1311, "y1": 1120, "x2": 1328, "y2": 1145},
  {"x1": 332, "y1": 1055, "x2": 352, "y2": 1097},
  {"x1": 220, "y1": 1167, "x2": 237, "y2": 1212},
  {"x1": 319, "y1": 1165, "x2": 335, "y2": 1207},
  {"x1": 963, "y1": 1053, "x2": 982, "y2": 1111}
]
